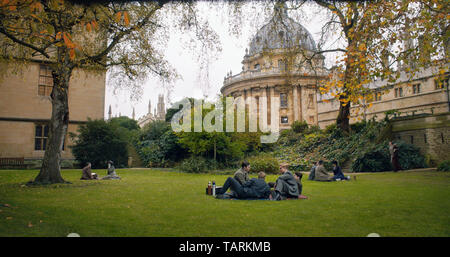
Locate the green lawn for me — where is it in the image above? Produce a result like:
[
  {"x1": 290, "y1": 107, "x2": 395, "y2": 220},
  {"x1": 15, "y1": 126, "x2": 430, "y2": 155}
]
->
[{"x1": 0, "y1": 169, "x2": 449, "y2": 237}]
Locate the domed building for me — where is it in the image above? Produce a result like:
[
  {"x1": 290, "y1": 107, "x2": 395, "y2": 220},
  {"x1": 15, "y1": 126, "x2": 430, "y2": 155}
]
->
[{"x1": 221, "y1": 3, "x2": 328, "y2": 129}]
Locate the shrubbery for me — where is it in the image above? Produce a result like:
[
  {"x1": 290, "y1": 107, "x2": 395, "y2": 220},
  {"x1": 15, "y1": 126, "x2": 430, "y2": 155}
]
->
[
  {"x1": 70, "y1": 119, "x2": 129, "y2": 168},
  {"x1": 274, "y1": 119, "x2": 427, "y2": 173},
  {"x1": 247, "y1": 154, "x2": 279, "y2": 174},
  {"x1": 437, "y1": 160, "x2": 450, "y2": 171}
]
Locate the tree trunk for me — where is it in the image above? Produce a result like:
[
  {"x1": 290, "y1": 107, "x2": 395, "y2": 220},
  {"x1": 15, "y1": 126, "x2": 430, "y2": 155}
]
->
[
  {"x1": 336, "y1": 100, "x2": 350, "y2": 134},
  {"x1": 32, "y1": 66, "x2": 72, "y2": 184}
]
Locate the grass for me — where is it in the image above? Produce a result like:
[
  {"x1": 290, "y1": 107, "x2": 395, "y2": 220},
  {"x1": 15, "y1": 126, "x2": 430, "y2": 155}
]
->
[{"x1": 0, "y1": 168, "x2": 449, "y2": 237}]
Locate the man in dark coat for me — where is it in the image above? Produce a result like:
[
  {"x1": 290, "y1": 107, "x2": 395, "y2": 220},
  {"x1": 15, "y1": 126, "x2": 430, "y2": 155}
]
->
[
  {"x1": 331, "y1": 160, "x2": 349, "y2": 181},
  {"x1": 216, "y1": 172, "x2": 270, "y2": 199}
]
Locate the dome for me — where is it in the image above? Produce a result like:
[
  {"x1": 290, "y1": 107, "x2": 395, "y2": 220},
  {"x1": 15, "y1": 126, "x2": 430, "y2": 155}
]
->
[{"x1": 248, "y1": 5, "x2": 317, "y2": 56}]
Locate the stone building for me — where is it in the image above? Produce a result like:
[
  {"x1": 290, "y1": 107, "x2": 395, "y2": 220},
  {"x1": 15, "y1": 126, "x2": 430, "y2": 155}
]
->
[
  {"x1": 137, "y1": 94, "x2": 166, "y2": 128},
  {"x1": 317, "y1": 65, "x2": 450, "y2": 128},
  {"x1": 0, "y1": 62, "x2": 106, "y2": 161},
  {"x1": 220, "y1": 4, "x2": 327, "y2": 130}
]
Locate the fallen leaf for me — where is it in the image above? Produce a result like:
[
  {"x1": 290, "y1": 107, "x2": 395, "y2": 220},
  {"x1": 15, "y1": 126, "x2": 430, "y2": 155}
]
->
[
  {"x1": 6, "y1": 217, "x2": 13, "y2": 220},
  {"x1": 3, "y1": 204, "x2": 11, "y2": 207},
  {"x1": 28, "y1": 222, "x2": 33, "y2": 228}
]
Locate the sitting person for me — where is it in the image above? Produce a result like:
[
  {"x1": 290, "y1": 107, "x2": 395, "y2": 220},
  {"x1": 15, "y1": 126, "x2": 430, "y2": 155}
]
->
[
  {"x1": 308, "y1": 161, "x2": 317, "y2": 180},
  {"x1": 294, "y1": 172, "x2": 308, "y2": 199},
  {"x1": 80, "y1": 162, "x2": 98, "y2": 180},
  {"x1": 331, "y1": 160, "x2": 349, "y2": 181},
  {"x1": 270, "y1": 163, "x2": 299, "y2": 200},
  {"x1": 102, "y1": 160, "x2": 121, "y2": 180},
  {"x1": 234, "y1": 161, "x2": 251, "y2": 185},
  {"x1": 216, "y1": 172, "x2": 271, "y2": 199},
  {"x1": 314, "y1": 160, "x2": 332, "y2": 181}
]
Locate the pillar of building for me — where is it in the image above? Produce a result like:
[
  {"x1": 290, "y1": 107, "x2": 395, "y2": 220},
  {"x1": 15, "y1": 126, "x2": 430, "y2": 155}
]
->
[{"x1": 293, "y1": 85, "x2": 299, "y2": 122}]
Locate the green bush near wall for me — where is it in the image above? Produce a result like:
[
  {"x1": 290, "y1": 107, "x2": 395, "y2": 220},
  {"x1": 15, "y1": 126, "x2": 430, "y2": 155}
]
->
[{"x1": 437, "y1": 160, "x2": 450, "y2": 171}]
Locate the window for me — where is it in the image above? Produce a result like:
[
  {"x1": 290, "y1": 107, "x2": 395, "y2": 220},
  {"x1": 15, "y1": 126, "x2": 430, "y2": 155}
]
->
[
  {"x1": 280, "y1": 93, "x2": 288, "y2": 108},
  {"x1": 278, "y1": 60, "x2": 286, "y2": 71},
  {"x1": 254, "y1": 64, "x2": 260, "y2": 70},
  {"x1": 38, "y1": 65, "x2": 53, "y2": 96},
  {"x1": 435, "y1": 77, "x2": 449, "y2": 90},
  {"x1": 374, "y1": 92, "x2": 382, "y2": 101},
  {"x1": 309, "y1": 115, "x2": 315, "y2": 123},
  {"x1": 410, "y1": 135, "x2": 414, "y2": 144},
  {"x1": 412, "y1": 84, "x2": 421, "y2": 94},
  {"x1": 424, "y1": 134, "x2": 427, "y2": 144},
  {"x1": 308, "y1": 94, "x2": 315, "y2": 109},
  {"x1": 35, "y1": 124, "x2": 49, "y2": 151},
  {"x1": 281, "y1": 116, "x2": 288, "y2": 124},
  {"x1": 394, "y1": 87, "x2": 403, "y2": 98}
]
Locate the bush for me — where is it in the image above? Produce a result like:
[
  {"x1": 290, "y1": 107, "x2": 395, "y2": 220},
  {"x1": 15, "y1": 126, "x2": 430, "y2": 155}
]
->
[
  {"x1": 352, "y1": 146, "x2": 391, "y2": 172},
  {"x1": 291, "y1": 120, "x2": 308, "y2": 133},
  {"x1": 396, "y1": 141, "x2": 426, "y2": 170},
  {"x1": 351, "y1": 141, "x2": 426, "y2": 172},
  {"x1": 70, "y1": 119, "x2": 129, "y2": 168},
  {"x1": 437, "y1": 160, "x2": 450, "y2": 171},
  {"x1": 179, "y1": 156, "x2": 208, "y2": 173},
  {"x1": 247, "y1": 154, "x2": 279, "y2": 174}
]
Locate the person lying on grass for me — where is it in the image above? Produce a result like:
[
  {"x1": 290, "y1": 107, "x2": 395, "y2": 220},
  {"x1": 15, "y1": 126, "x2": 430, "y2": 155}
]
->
[
  {"x1": 216, "y1": 172, "x2": 271, "y2": 199},
  {"x1": 269, "y1": 163, "x2": 308, "y2": 200}
]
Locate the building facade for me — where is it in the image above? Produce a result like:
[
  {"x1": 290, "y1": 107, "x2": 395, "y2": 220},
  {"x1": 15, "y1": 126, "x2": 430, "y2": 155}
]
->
[
  {"x1": 220, "y1": 5, "x2": 327, "y2": 130},
  {"x1": 137, "y1": 94, "x2": 166, "y2": 128},
  {"x1": 317, "y1": 66, "x2": 450, "y2": 128},
  {"x1": 0, "y1": 62, "x2": 106, "y2": 160}
]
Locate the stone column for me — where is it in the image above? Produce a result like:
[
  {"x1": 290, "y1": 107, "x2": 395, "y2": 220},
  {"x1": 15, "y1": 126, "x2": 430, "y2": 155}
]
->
[
  {"x1": 269, "y1": 86, "x2": 276, "y2": 126},
  {"x1": 293, "y1": 85, "x2": 299, "y2": 122}
]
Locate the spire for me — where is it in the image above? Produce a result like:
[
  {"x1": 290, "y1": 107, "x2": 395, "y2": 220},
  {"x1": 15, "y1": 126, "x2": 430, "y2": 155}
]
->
[
  {"x1": 108, "y1": 105, "x2": 112, "y2": 120},
  {"x1": 274, "y1": 1, "x2": 288, "y2": 17},
  {"x1": 148, "y1": 99, "x2": 152, "y2": 115},
  {"x1": 132, "y1": 107, "x2": 135, "y2": 120}
]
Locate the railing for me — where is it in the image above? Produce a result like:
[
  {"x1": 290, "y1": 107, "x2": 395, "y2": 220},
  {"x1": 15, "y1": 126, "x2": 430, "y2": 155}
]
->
[
  {"x1": 0, "y1": 157, "x2": 26, "y2": 169},
  {"x1": 223, "y1": 67, "x2": 327, "y2": 87}
]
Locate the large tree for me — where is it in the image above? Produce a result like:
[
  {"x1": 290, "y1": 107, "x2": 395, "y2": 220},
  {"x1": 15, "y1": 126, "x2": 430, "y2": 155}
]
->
[
  {"x1": 0, "y1": 0, "x2": 218, "y2": 184},
  {"x1": 311, "y1": 0, "x2": 449, "y2": 133}
]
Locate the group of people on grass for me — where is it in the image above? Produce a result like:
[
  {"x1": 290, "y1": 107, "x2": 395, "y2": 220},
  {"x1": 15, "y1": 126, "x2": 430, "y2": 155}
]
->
[
  {"x1": 81, "y1": 160, "x2": 121, "y2": 180},
  {"x1": 308, "y1": 160, "x2": 350, "y2": 182},
  {"x1": 215, "y1": 161, "x2": 309, "y2": 201}
]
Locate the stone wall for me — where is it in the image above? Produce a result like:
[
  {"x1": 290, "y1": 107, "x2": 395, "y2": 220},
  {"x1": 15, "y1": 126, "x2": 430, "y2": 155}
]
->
[
  {"x1": 391, "y1": 112, "x2": 450, "y2": 163},
  {"x1": 0, "y1": 62, "x2": 106, "y2": 159}
]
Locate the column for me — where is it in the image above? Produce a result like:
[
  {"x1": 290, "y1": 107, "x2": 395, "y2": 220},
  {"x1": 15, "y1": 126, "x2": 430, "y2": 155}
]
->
[{"x1": 293, "y1": 85, "x2": 299, "y2": 122}]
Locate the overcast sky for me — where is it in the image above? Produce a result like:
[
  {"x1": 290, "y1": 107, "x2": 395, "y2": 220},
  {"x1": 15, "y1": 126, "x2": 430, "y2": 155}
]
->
[{"x1": 104, "y1": 1, "x2": 341, "y2": 120}]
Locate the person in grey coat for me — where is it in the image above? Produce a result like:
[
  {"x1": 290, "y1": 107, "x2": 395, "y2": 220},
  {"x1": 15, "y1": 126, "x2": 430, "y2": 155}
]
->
[
  {"x1": 271, "y1": 163, "x2": 300, "y2": 200},
  {"x1": 234, "y1": 161, "x2": 250, "y2": 185},
  {"x1": 308, "y1": 161, "x2": 317, "y2": 180}
]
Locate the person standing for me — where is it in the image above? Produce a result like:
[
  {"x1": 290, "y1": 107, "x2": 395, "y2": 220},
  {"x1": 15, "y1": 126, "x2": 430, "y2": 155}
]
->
[{"x1": 392, "y1": 144, "x2": 402, "y2": 172}]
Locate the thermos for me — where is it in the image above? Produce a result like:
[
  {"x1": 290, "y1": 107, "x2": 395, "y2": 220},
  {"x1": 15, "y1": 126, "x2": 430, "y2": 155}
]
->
[
  {"x1": 207, "y1": 181, "x2": 212, "y2": 195},
  {"x1": 212, "y1": 181, "x2": 216, "y2": 196}
]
